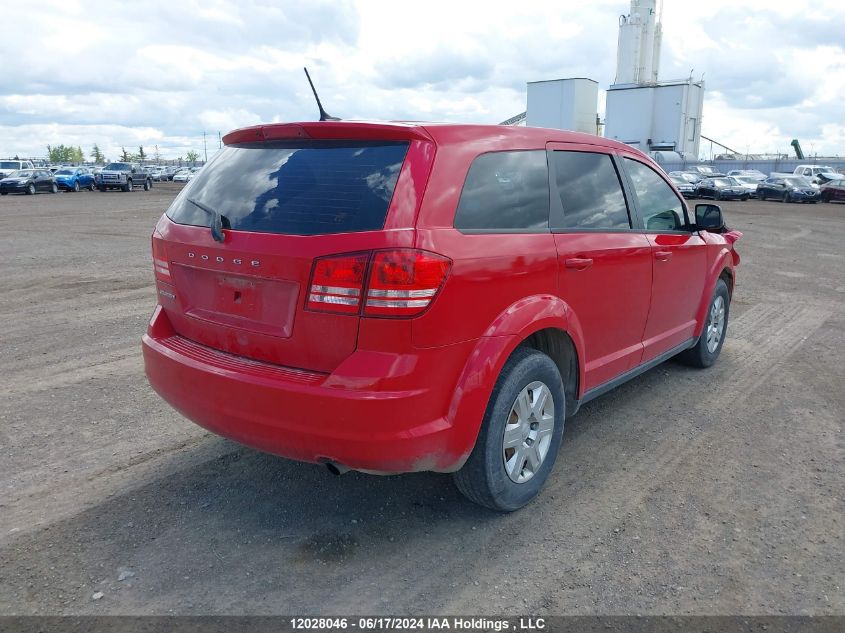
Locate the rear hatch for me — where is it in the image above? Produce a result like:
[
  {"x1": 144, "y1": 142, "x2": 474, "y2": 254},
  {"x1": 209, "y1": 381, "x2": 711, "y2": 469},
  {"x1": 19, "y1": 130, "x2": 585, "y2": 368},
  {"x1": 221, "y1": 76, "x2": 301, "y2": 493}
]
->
[{"x1": 152, "y1": 124, "x2": 432, "y2": 373}]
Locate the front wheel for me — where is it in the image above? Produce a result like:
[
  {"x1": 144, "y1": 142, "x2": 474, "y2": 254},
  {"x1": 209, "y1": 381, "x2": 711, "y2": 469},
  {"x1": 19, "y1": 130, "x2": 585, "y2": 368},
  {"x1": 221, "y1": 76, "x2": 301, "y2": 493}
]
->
[
  {"x1": 123, "y1": 179, "x2": 132, "y2": 192},
  {"x1": 783, "y1": 192, "x2": 791, "y2": 203},
  {"x1": 27, "y1": 183, "x2": 36, "y2": 195},
  {"x1": 51, "y1": 183, "x2": 58, "y2": 193},
  {"x1": 73, "y1": 181, "x2": 80, "y2": 192},
  {"x1": 678, "y1": 279, "x2": 730, "y2": 368},
  {"x1": 714, "y1": 191, "x2": 721, "y2": 201},
  {"x1": 741, "y1": 194, "x2": 749, "y2": 201},
  {"x1": 453, "y1": 347, "x2": 565, "y2": 512}
]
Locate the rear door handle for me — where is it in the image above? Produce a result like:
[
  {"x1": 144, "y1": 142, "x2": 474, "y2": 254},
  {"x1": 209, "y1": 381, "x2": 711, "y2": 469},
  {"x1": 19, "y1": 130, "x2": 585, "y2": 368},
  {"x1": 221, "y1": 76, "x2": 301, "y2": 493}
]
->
[
  {"x1": 654, "y1": 250, "x2": 673, "y2": 261},
  {"x1": 564, "y1": 257, "x2": 593, "y2": 270}
]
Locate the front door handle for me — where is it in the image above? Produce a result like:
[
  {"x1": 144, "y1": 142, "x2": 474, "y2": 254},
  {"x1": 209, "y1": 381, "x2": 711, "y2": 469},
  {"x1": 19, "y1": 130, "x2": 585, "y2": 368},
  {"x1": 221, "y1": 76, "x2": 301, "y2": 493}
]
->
[
  {"x1": 564, "y1": 257, "x2": 593, "y2": 270},
  {"x1": 654, "y1": 250, "x2": 673, "y2": 261}
]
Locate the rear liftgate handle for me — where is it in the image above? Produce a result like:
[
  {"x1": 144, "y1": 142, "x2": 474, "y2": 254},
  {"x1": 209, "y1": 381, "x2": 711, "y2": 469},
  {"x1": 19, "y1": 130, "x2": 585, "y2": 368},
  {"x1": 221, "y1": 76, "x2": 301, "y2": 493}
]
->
[{"x1": 654, "y1": 250, "x2": 673, "y2": 261}]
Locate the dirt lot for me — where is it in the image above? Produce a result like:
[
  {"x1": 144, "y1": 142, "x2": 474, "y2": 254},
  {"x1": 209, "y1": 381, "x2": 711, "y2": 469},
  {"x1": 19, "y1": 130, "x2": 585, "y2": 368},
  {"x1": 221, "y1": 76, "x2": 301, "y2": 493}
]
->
[{"x1": 0, "y1": 184, "x2": 842, "y2": 615}]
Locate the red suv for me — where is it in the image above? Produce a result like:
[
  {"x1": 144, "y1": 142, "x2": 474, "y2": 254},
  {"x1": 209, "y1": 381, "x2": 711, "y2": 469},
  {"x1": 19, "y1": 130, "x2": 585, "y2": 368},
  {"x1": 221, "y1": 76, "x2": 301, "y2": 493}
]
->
[{"x1": 142, "y1": 122, "x2": 741, "y2": 511}]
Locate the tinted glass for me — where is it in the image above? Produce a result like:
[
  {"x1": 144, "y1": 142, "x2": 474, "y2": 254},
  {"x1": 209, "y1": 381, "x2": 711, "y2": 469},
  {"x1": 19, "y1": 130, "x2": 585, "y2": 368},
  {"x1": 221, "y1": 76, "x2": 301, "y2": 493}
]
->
[
  {"x1": 454, "y1": 150, "x2": 549, "y2": 231},
  {"x1": 166, "y1": 141, "x2": 409, "y2": 236},
  {"x1": 551, "y1": 151, "x2": 630, "y2": 230},
  {"x1": 624, "y1": 158, "x2": 687, "y2": 231}
]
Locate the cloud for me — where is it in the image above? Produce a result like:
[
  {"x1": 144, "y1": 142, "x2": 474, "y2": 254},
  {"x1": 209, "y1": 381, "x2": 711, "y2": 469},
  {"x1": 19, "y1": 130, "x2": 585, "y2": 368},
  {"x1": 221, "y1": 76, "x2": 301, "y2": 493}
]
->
[{"x1": 0, "y1": 0, "x2": 843, "y2": 159}]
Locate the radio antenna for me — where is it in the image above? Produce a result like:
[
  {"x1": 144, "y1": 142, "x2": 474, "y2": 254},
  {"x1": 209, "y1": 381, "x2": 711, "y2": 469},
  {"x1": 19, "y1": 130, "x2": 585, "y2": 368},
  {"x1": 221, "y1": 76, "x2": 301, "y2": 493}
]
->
[{"x1": 303, "y1": 67, "x2": 340, "y2": 122}]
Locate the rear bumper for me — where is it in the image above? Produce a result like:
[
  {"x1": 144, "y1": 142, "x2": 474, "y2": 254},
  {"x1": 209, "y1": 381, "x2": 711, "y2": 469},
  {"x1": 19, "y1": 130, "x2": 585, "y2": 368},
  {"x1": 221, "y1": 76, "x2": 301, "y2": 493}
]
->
[{"x1": 142, "y1": 306, "x2": 474, "y2": 473}]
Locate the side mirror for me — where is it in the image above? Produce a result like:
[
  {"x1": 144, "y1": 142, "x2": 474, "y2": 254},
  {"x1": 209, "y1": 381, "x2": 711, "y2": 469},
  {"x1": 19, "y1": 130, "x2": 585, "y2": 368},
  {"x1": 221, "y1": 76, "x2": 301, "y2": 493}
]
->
[{"x1": 695, "y1": 203, "x2": 725, "y2": 232}]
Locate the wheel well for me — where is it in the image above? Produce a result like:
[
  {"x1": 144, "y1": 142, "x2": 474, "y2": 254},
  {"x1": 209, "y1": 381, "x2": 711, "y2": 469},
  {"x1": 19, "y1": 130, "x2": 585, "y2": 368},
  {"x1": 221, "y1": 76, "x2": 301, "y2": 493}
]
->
[
  {"x1": 519, "y1": 328, "x2": 579, "y2": 417},
  {"x1": 719, "y1": 268, "x2": 734, "y2": 298}
]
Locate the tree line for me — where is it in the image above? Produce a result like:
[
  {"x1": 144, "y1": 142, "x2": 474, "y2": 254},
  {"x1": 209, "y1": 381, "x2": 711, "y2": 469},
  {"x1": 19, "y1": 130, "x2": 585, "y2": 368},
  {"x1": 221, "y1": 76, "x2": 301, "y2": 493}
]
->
[{"x1": 46, "y1": 144, "x2": 202, "y2": 165}]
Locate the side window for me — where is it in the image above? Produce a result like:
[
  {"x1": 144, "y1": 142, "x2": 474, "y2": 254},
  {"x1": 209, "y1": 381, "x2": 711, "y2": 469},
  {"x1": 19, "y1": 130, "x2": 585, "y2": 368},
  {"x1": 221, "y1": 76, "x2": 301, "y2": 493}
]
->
[
  {"x1": 550, "y1": 151, "x2": 631, "y2": 230},
  {"x1": 624, "y1": 158, "x2": 688, "y2": 232},
  {"x1": 454, "y1": 150, "x2": 549, "y2": 232}
]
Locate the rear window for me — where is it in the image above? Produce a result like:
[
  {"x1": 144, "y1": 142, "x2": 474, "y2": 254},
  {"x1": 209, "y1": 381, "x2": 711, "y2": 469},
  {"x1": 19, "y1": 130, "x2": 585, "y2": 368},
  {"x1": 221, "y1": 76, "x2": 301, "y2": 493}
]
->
[
  {"x1": 454, "y1": 150, "x2": 549, "y2": 232},
  {"x1": 166, "y1": 141, "x2": 409, "y2": 236}
]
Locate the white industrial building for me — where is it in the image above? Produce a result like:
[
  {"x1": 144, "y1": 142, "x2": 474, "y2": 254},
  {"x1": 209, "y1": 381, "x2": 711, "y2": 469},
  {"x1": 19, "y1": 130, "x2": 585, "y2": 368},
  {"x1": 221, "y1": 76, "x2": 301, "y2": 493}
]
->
[
  {"x1": 604, "y1": 0, "x2": 704, "y2": 160},
  {"x1": 506, "y1": 0, "x2": 705, "y2": 161}
]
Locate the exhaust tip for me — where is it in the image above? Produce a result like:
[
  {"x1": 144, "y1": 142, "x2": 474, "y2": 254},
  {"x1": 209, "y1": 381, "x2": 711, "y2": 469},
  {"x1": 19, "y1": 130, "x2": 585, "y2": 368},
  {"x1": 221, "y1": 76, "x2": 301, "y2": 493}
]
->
[{"x1": 324, "y1": 461, "x2": 351, "y2": 476}]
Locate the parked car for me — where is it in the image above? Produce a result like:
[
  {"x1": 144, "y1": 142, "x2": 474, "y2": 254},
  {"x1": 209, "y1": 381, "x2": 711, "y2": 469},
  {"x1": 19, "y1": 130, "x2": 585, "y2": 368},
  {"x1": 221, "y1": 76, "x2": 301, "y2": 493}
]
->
[
  {"x1": 819, "y1": 179, "x2": 845, "y2": 203},
  {"x1": 172, "y1": 168, "x2": 192, "y2": 182},
  {"x1": 95, "y1": 162, "x2": 153, "y2": 192},
  {"x1": 148, "y1": 167, "x2": 166, "y2": 182},
  {"x1": 695, "y1": 177, "x2": 749, "y2": 201},
  {"x1": 0, "y1": 169, "x2": 57, "y2": 195},
  {"x1": 689, "y1": 165, "x2": 726, "y2": 178},
  {"x1": 727, "y1": 169, "x2": 766, "y2": 181},
  {"x1": 0, "y1": 159, "x2": 34, "y2": 179},
  {"x1": 728, "y1": 176, "x2": 761, "y2": 198},
  {"x1": 54, "y1": 167, "x2": 95, "y2": 192},
  {"x1": 669, "y1": 170, "x2": 704, "y2": 184},
  {"x1": 756, "y1": 176, "x2": 820, "y2": 203},
  {"x1": 669, "y1": 175, "x2": 696, "y2": 198},
  {"x1": 142, "y1": 121, "x2": 741, "y2": 511}
]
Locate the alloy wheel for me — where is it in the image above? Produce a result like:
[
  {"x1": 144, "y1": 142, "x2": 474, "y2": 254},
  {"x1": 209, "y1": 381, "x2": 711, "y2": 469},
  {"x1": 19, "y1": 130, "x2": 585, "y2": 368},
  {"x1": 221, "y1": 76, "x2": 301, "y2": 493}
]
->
[
  {"x1": 502, "y1": 381, "x2": 555, "y2": 484},
  {"x1": 706, "y1": 295, "x2": 726, "y2": 353}
]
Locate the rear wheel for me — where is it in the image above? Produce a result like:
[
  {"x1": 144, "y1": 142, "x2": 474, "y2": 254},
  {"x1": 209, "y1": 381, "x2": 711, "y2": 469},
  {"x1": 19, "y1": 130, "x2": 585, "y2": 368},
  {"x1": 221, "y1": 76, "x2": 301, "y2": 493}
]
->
[
  {"x1": 453, "y1": 347, "x2": 565, "y2": 512},
  {"x1": 678, "y1": 279, "x2": 730, "y2": 369},
  {"x1": 741, "y1": 194, "x2": 749, "y2": 201},
  {"x1": 714, "y1": 190, "x2": 722, "y2": 201},
  {"x1": 759, "y1": 191, "x2": 766, "y2": 201},
  {"x1": 143, "y1": 179, "x2": 151, "y2": 191}
]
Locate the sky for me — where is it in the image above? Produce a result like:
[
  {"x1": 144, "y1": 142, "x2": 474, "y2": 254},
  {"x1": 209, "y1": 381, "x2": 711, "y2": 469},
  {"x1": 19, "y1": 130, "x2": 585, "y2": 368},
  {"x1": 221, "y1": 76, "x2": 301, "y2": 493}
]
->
[{"x1": 1, "y1": 0, "x2": 843, "y2": 162}]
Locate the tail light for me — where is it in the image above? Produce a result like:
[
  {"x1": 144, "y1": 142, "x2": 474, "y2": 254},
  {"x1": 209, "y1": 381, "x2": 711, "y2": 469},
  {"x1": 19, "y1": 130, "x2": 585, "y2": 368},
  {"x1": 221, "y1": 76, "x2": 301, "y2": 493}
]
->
[
  {"x1": 364, "y1": 250, "x2": 450, "y2": 317},
  {"x1": 151, "y1": 232, "x2": 170, "y2": 280},
  {"x1": 306, "y1": 253, "x2": 369, "y2": 314},
  {"x1": 306, "y1": 249, "x2": 451, "y2": 318}
]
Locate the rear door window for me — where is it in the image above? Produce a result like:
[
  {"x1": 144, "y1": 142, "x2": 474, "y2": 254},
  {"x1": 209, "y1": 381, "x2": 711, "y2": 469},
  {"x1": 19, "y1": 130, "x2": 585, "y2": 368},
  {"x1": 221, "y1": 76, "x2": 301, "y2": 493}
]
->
[
  {"x1": 454, "y1": 150, "x2": 549, "y2": 232},
  {"x1": 166, "y1": 141, "x2": 409, "y2": 235},
  {"x1": 550, "y1": 151, "x2": 631, "y2": 230}
]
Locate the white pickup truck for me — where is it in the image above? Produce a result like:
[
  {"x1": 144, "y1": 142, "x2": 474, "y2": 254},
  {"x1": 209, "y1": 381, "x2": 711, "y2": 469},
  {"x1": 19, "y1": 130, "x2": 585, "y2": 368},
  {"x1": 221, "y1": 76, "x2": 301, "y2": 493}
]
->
[
  {"x1": 793, "y1": 165, "x2": 841, "y2": 184},
  {"x1": 0, "y1": 159, "x2": 34, "y2": 179}
]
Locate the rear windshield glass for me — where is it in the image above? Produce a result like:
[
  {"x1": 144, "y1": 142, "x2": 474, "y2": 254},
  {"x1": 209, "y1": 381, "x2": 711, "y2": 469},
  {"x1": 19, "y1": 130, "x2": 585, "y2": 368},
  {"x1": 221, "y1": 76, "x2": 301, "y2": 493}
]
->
[{"x1": 166, "y1": 141, "x2": 409, "y2": 236}]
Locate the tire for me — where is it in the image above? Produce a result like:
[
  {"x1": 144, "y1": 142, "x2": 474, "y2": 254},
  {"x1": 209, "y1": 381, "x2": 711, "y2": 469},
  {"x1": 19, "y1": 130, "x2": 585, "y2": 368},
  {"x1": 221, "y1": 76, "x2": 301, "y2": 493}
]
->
[
  {"x1": 714, "y1": 191, "x2": 721, "y2": 201},
  {"x1": 759, "y1": 191, "x2": 766, "y2": 201},
  {"x1": 678, "y1": 279, "x2": 730, "y2": 369},
  {"x1": 741, "y1": 194, "x2": 749, "y2": 201},
  {"x1": 89, "y1": 182, "x2": 96, "y2": 191},
  {"x1": 143, "y1": 179, "x2": 151, "y2": 191},
  {"x1": 783, "y1": 192, "x2": 791, "y2": 203},
  {"x1": 453, "y1": 347, "x2": 565, "y2": 512},
  {"x1": 51, "y1": 183, "x2": 58, "y2": 193},
  {"x1": 26, "y1": 183, "x2": 35, "y2": 195},
  {"x1": 123, "y1": 179, "x2": 132, "y2": 192},
  {"x1": 1, "y1": 192, "x2": 7, "y2": 195},
  {"x1": 73, "y1": 181, "x2": 80, "y2": 192}
]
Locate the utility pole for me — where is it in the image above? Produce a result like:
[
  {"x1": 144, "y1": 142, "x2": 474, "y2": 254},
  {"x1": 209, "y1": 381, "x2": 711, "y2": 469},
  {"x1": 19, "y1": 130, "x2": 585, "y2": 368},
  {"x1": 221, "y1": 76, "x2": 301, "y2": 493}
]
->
[{"x1": 203, "y1": 131, "x2": 208, "y2": 163}]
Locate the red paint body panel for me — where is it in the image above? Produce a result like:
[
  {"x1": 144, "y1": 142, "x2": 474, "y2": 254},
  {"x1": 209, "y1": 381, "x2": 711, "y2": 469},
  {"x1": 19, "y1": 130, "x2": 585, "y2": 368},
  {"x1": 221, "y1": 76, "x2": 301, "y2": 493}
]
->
[{"x1": 143, "y1": 121, "x2": 739, "y2": 473}]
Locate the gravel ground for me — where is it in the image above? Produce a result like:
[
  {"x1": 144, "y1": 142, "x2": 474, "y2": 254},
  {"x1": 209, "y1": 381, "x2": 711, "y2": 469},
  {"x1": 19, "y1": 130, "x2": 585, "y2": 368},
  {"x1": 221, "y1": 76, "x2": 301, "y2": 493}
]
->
[{"x1": 0, "y1": 184, "x2": 842, "y2": 615}]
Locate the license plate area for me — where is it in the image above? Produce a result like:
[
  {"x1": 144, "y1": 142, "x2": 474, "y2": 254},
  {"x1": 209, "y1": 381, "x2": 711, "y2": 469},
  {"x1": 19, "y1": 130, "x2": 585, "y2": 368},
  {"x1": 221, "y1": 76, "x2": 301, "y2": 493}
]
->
[{"x1": 171, "y1": 263, "x2": 299, "y2": 339}]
